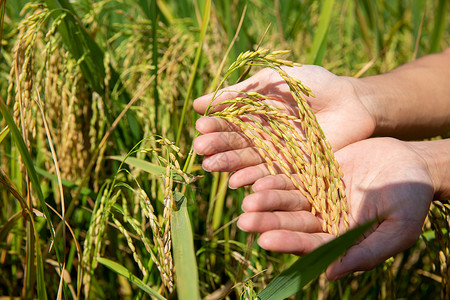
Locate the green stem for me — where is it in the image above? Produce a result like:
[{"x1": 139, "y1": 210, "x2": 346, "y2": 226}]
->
[{"x1": 175, "y1": 0, "x2": 211, "y2": 146}]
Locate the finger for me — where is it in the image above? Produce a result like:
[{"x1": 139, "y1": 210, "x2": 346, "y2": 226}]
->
[
  {"x1": 242, "y1": 190, "x2": 310, "y2": 212},
  {"x1": 201, "y1": 147, "x2": 265, "y2": 172},
  {"x1": 237, "y1": 211, "x2": 322, "y2": 233},
  {"x1": 193, "y1": 77, "x2": 261, "y2": 114},
  {"x1": 228, "y1": 163, "x2": 281, "y2": 189},
  {"x1": 195, "y1": 116, "x2": 241, "y2": 134},
  {"x1": 252, "y1": 174, "x2": 298, "y2": 191},
  {"x1": 257, "y1": 230, "x2": 333, "y2": 256},
  {"x1": 193, "y1": 132, "x2": 252, "y2": 156},
  {"x1": 326, "y1": 220, "x2": 421, "y2": 281}
]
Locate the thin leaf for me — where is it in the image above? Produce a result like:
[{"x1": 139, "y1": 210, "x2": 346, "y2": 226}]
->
[
  {"x1": 150, "y1": 0, "x2": 160, "y2": 132},
  {"x1": 258, "y1": 218, "x2": 378, "y2": 300},
  {"x1": 0, "y1": 0, "x2": 5, "y2": 58},
  {"x1": 0, "y1": 211, "x2": 22, "y2": 242},
  {"x1": 171, "y1": 192, "x2": 200, "y2": 300},
  {"x1": 45, "y1": 0, "x2": 106, "y2": 93},
  {"x1": 0, "y1": 125, "x2": 9, "y2": 143},
  {"x1": 411, "y1": 0, "x2": 426, "y2": 58},
  {"x1": 0, "y1": 97, "x2": 62, "y2": 271},
  {"x1": 175, "y1": 0, "x2": 211, "y2": 145},
  {"x1": 35, "y1": 231, "x2": 47, "y2": 300},
  {"x1": 308, "y1": 0, "x2": 335, "y2": 64},
  {"x1": 155, "y1": 0, "x2": 174, "y2": 24},
  {"x1": 430, "y1": 0, "x2": 447, "y2": 53},
  {"x1": 212, "y1": 172, "x2": 229, "y2": 230},
  {"x1": 35, "y1": 167, "x2": 96, "y2": 198},
  {"x1": 97, "y1": 257, "x2": 166, "y2": 300},
  {"x1": 108, "y1": 155, "x2": 184, "y2": 182}
]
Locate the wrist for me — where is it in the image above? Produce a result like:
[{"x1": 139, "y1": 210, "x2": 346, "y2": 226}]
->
[
  {"x1": 344, "y1": 49, "x2": 450, "y2": 140},
  {"x1": 411, "y1": 139, "x2": 450, "y2": 201},
  {"x1": 346, "y1": 75, "x2": 399, "y2": 138},
  {"x1": 343, "y1": 76, "x2": 378, "y2": 137}
]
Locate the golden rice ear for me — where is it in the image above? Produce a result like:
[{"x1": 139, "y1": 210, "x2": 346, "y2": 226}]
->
[{"x1": 209, "y1": 49, "x2": 349, "y2": 235}]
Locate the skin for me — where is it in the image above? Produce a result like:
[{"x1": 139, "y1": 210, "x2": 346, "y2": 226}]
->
[
  {"x1": 238, "y1": 138, "x2": 450, "y2": 280},
  {"x1": 192, "y1": 48, "x2": 450, "y2": 279},
  {"x1": 194, "y1": 65, "x2": 375, "y2": 188}
]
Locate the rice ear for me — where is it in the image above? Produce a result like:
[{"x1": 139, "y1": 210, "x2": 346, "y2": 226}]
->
[{"x1": 210, "y1": 49, "x2": 349, "y2": 235}]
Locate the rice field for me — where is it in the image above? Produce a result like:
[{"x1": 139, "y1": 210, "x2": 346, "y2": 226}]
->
[{"x1": 0, "y1": 0, "x2": 449, "y2": 299}]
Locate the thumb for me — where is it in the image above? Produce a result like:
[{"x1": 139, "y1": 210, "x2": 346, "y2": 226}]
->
[{"x1": 326, "y1": 221, "x2": 420, "y2": 280}]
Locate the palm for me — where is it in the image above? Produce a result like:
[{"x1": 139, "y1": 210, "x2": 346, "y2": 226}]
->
[
  {"x1": 193, "y1": 66, "x2": 375, "y2": 188},
  {"x1": 237, "y1": 138, "x2": 434, "y2": 280}
]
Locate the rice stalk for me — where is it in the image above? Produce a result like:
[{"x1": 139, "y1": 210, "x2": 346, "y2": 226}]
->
[{"x1": 208, "y1": 49, "x2": 348, "y2": 235}]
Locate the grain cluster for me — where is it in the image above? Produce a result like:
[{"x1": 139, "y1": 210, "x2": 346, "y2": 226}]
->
[{"x1": 209, "y1": 49, "x2": 349, "y2": 235}]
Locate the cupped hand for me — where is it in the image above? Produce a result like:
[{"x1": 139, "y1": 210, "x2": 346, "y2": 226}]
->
[
  {"x1": 237, "y1": 138, "x2": 434, "y2": 280},
  {"x1": 193, "y1": 66, "x2": 375, "y2": 188}
]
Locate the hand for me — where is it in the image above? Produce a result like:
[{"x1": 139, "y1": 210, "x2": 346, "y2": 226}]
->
[
  {"x1": 193, "y1": 66, "x2": 375, "y2": 188},
  {"x1": 236, "y1": 138, "x2": 434, "y2": 280}
]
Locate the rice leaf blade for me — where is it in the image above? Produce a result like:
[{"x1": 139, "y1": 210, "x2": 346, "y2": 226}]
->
[
  {"x1": 0, "y1": 126, "x2": 9, "y2": 143},
  {"x1": 258, "y1": 218, "x2": 378, "y2": 299},
  {"x1": 45, "y1": 0, "x2": 106, "y2": 93},
  {"x1": 212, "y1": 172, "x2": 229, "y2": 230},
  {"x1": 35, "y1": 230, "x2": 47, "y2": 300},
  {"x1": 430, "y1": 0, "x2": 447, "y2": 53},
  {"x1": 0, "y1": 97, "x2": 62, "y2": 269},
  {"x1": 175, "y1": 0, "x2": 211, "y2": 145},
  {"x1": 313, "y1": 28, "x2": 329, "y2": 65},
  {"x1": 108, "y1": 155, "x2": 184, "y2": 181},
  {"x1": 171, "y1": 192, "x2": 200, "y2": 300},
  {"x1": 0, "y1": 211, "x2": 21, "y2": 242},
  {"x1": 97, "y1": 257, "x2": 166, "y2": 300},
  {"x1": 0, "y1": 0, "x2": 5, "y2": 58},
  {"x1": 35, "y1": 167, "x2": 96, "y2": 198},
  {"x1": 308, "y1": 0, "x2": 335, "y2": 65}
]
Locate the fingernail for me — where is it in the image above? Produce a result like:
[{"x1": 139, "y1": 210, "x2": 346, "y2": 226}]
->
[
  {"x1": 236, "y1": 220, "x2": 247, "y2": 232},
  {"x1": 202, "y1": 159, "x2": 211, "y2": 172}
]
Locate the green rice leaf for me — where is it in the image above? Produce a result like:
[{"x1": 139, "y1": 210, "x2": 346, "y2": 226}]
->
[
  {"x1": 258, "y1": 218, "x2": 378, "y2": 300},
  {"x1": 35, "y1": 231, "x2": 47, "y2": 300},
  {"x1": 36, "y1": 167, "x2": 96, "y2": 198},
  {"x1": 0, "y1": 211, "x2": 21, "y2": 243},
  {"x1": 0, "y1": 0, "x2": 5, "y2": 58},
  {"x1": 108, "y1": 155, "x2": 184, "y2": 182},
  {"x1": 175, "y1": 0, "x2": 211, "y2": 145},
  {"x1": 45, "y1": 0, "x2": 106, "y2": 94},
  {"x1": 97, "y1": 257, "x2": 166, "y2": 300},
  {"x1": 0, "y1": 125, "x2": 9, "y2": 143},
  {"x1": 0, "y1": 97, "x2": 62, "y2": 271},
  {"x1": 430, "y1": 0, "x2": 447, "y2": 53},
  {"x1": 171, "y1": 192, "x2": 200, "y2": 300},
  {"x1": 308, "y1": 0, "x2": 335, "y2": 65}
]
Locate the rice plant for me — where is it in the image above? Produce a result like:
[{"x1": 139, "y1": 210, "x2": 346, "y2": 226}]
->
[{"x1": 0, "y1": 0, "x2": 449, "y2": 299}]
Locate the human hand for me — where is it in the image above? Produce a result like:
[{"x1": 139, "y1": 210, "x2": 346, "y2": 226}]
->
[
  {"x1": 193, "y1": 65, "x2": 376, "y2": 188},
  {"x1": 237, "y1": 138, "x2": 434, "y2": 280}
]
